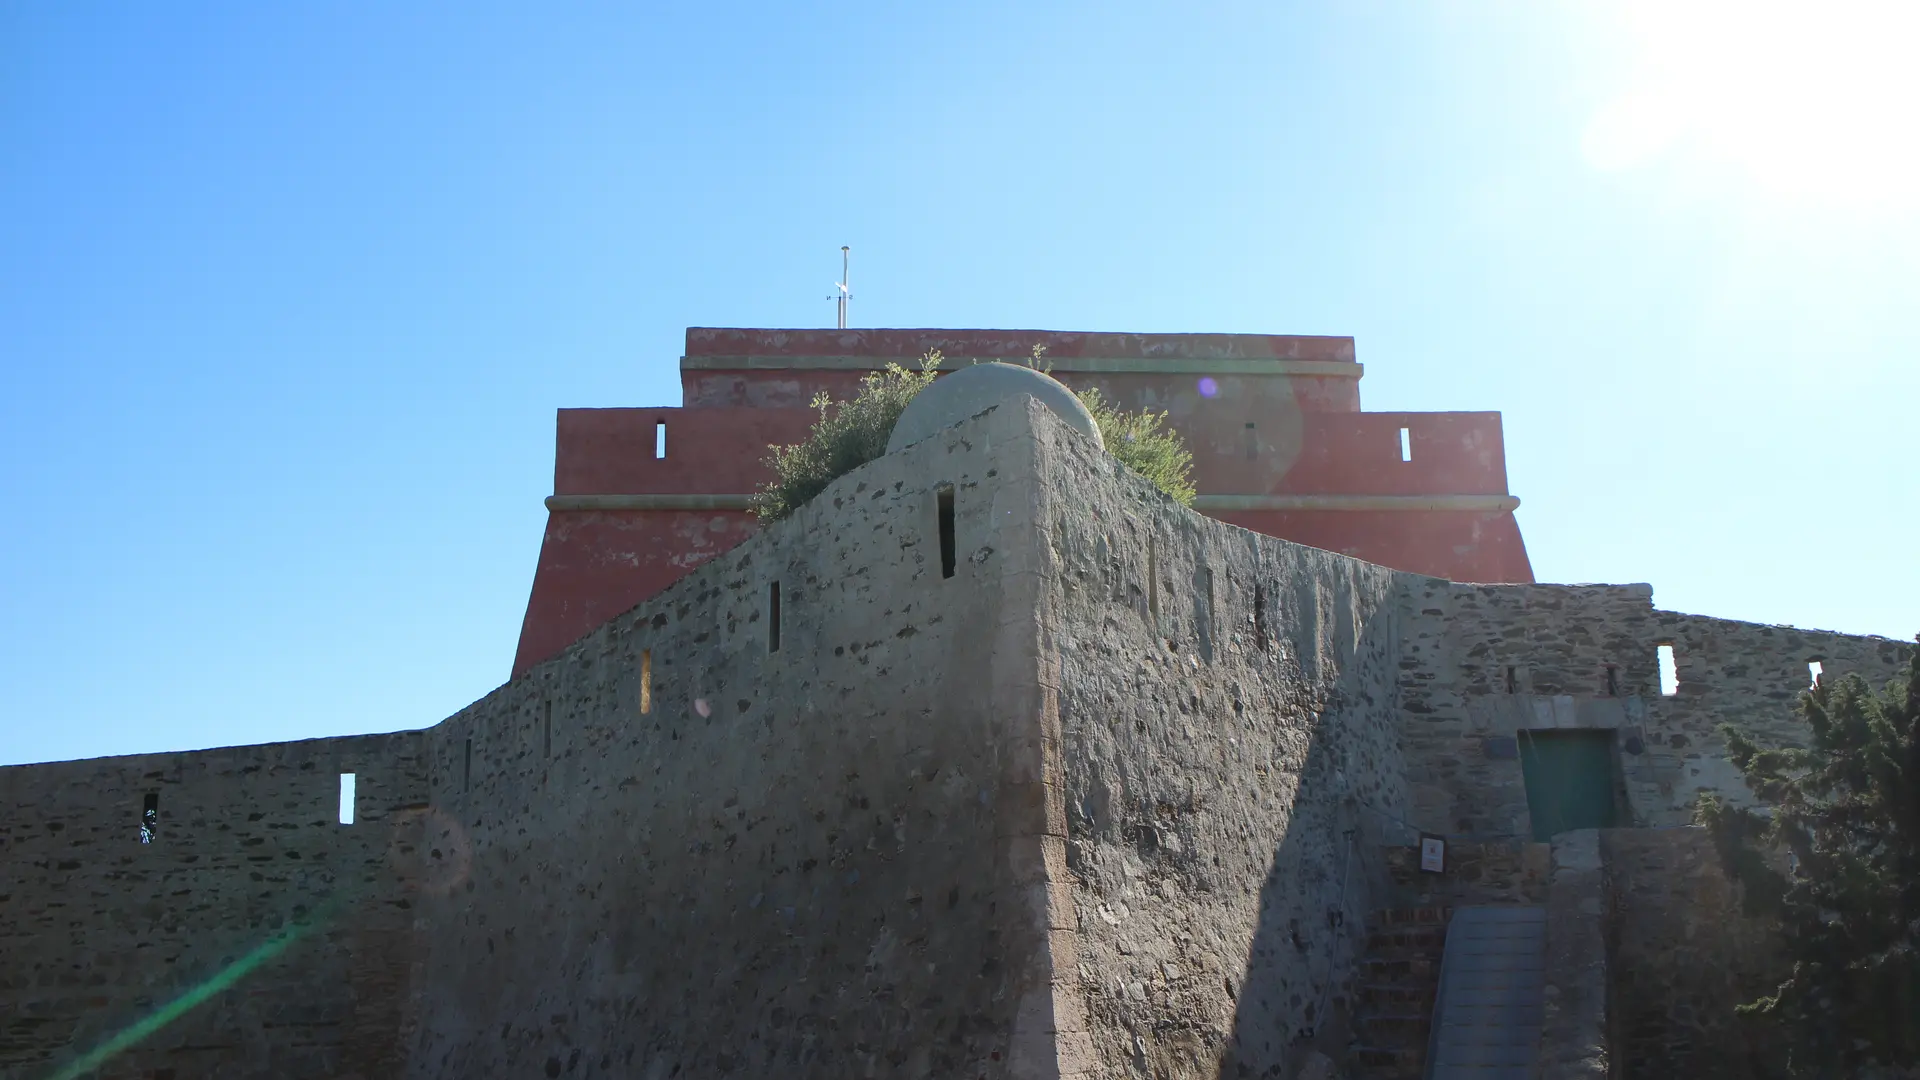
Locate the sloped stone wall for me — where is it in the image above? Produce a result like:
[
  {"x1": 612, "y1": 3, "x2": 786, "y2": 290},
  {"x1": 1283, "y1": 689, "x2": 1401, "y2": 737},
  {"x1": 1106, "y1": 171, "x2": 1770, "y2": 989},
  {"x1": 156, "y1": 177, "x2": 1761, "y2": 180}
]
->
[
  {"x1": 0, "y1": 730, "x2": 431, "y2": 1079},
  {"x1": 1037, "y1": 411, "x2": 1410, "y2": 1079},
  {"x1": 404, "y1": 399, "x2": 1075, "y2": 1080}
]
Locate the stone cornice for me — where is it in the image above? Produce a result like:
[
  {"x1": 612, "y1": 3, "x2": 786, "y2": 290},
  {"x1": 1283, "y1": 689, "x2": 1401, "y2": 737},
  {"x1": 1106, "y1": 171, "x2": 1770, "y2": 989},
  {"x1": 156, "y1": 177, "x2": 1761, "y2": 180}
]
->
[
  {"x1": 680, "y1": 355, "x2": 1364, "y2": 378},
  {"x1": 1194, "y1": 494, "x2": 1520, "y2": 512}
]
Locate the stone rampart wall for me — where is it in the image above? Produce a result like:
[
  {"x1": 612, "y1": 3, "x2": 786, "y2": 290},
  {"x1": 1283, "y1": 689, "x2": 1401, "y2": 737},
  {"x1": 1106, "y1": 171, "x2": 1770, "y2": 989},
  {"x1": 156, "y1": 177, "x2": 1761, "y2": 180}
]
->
[
  {"x1": 1634, "y1": 613, "x2": 1913, "y2": 822},
  {"x1": 7, "y1": 393, "x2": 1911, "y2": 1080},
  {"x1": 0, "y1": 730, "x2": 431, "y2": 1079},
  {"x1": 405, "y1": 399, "x2": 1071, "y2": 1079},
  {"x1": 1039, "y1": 415, "x2": 1409, "y2": 1079},
  {"x1": 1394, "y1": 582, "x2": 1913, "y2": 838},
  {"x1": 1396, "y1": 582, "x2": 1657, "y2": 838}
]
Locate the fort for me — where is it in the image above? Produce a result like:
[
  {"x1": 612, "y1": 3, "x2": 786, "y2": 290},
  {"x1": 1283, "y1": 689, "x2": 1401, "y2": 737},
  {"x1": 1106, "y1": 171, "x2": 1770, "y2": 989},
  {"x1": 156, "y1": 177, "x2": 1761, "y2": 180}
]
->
[{"x1": 2, "y1": 329, "x2": 1910, "y2": 1080}]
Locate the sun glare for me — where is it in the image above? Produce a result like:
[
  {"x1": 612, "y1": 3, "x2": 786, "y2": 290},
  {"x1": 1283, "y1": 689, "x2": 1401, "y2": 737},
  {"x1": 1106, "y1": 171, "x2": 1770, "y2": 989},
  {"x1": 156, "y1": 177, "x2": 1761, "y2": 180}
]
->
[{"x1": 1582, "y1": 0, "x2": 1920, "y2": 205}]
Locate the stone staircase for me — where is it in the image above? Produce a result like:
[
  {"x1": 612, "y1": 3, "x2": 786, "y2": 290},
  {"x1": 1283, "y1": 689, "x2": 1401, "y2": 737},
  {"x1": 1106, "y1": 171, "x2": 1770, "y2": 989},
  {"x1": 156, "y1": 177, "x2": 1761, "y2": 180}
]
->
[{"x1": 1345, "y1": 907, "x2": 1451, "y2": 1079}]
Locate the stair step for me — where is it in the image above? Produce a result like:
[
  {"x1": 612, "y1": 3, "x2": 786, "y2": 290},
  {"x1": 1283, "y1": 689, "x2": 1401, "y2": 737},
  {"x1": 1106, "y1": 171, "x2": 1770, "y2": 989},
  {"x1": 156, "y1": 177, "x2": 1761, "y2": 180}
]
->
[
  {"x1": 1366, "y1": 926, "x2": 1448, "y2": 952},
  {"x1": 1360, "y1": 955, "x2": 1440, "y2": 979},
  {"x1": 1358, "y1": 981, "x2": 1436, "y2": 1007},
  {"x1": 1354, "y1": 1011, "x2": 1431, "y2": 1040},
  {"x1": 1349, "y1": 1043, "x2": 1425, "y2": 1069},
  {"x1": 1348, "y1": 1064, "x2": 1425, "y2": 1080},
  {"x1": 1344, "y1": 907, "x2": 1455, "y2": 1078},
  {"x1": 1369, "y1": 906, "x2": 1452, "y2": 928}
]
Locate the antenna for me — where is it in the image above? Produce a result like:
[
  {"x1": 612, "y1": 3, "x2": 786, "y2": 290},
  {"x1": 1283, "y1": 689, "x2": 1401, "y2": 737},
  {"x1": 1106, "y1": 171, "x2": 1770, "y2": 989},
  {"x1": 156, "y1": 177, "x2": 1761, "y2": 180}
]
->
[{"x1": 830, "y1": 246, "x2": 851, "y2": 329}]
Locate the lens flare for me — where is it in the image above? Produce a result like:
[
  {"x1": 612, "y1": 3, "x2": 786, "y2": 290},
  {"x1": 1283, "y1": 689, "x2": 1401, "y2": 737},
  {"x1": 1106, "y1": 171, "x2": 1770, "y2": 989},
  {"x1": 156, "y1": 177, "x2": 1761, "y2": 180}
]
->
[
  {"x1": 48, "y1": 905, "x2": 332, "y2": 1080},
  {"x1": 1197, "y1": 377, "x2": 1219, "y2": 398}
]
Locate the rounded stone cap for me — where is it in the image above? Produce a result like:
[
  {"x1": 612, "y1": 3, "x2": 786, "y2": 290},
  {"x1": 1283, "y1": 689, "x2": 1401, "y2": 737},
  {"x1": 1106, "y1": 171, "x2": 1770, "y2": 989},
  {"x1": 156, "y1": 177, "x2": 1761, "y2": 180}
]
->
[{"x1": 885, "y1": 362, "x2": 1103, "y2": 453}]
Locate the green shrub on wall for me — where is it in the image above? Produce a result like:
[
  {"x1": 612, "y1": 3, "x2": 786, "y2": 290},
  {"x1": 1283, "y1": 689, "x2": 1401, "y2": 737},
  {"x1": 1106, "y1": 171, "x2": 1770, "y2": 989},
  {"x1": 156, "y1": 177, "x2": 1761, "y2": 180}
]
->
[
  {"x1": 750, "y1": 348, "x2": 1196, "y2": 522},
  {"x1": 749, "y1": 351, "x2": 943, "y2": 522},
  {"x1": 1074, "y1": 386, "x2": 1196, "y2": 508}
]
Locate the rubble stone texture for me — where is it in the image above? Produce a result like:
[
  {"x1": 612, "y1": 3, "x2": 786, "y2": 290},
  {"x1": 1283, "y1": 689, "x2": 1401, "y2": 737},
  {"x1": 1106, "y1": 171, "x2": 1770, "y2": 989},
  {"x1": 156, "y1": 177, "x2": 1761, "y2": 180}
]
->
[{"x1": 0, "y1": 396, "x2": 1911, "y2": 1079}]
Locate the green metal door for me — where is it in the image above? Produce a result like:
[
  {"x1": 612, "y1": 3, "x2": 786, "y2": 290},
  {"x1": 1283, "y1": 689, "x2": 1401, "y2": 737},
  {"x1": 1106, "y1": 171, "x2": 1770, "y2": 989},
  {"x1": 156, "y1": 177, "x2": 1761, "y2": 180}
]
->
[{"x1": 1518, "y1": 729, "x2": 1619, "y2": 841}]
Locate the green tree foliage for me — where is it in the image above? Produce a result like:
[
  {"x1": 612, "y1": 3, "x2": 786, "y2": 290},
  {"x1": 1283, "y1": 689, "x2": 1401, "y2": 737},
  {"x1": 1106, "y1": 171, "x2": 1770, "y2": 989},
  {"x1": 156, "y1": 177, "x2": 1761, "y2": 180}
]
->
[
  {"x1": 750, "y1": 347, "x2": 1197, "y2": 521},
  {"x1": 1697, "y1": 641, "x2": 1920, "y2": 1077}
]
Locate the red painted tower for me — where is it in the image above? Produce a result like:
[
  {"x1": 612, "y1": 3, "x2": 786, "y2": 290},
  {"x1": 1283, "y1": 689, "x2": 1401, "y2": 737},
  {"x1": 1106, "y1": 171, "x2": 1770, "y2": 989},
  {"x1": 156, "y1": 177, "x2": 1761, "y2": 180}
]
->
[{"x1": 512, "y1": 328, "x2": 1533, "y2": 675}]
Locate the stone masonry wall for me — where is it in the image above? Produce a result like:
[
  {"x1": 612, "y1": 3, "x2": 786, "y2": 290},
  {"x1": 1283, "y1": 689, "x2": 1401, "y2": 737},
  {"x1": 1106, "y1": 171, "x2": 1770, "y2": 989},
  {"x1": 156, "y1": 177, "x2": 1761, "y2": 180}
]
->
[
  {"x1": 0, "y1": 730, "x2": 431, "y2": 1079},
  {"x1": 8, "y1": 391, "x2": 1909, "y2": 1080},
  {"x1": 1394, "y1": 582, "x2": 1913, "y2": 839},
  {"x1": 1037, "y1": 412, "x2": 1410, "y2": 1079},
  {"x1": 1635, "y1": 613, "x2": 1913, "y2": 822},
  {"x1": 1603, "y1": 827, "x2": 1785, "y2": 1080},
  {"x1": 404, "y1": 399, "x2": 1075, "y2": 1080},
  {"x1": 1382, "y1": 841, "x2": 1547, "y2": 908},
  {"x1": 1396, "y1": 582, "x2": 1658, "y2": 838}
]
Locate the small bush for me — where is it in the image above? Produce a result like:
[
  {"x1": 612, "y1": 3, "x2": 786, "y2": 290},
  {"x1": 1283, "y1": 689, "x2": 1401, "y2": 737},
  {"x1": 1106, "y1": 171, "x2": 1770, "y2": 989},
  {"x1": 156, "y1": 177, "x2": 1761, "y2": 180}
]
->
[
  {"x1": 749, "y1": 351, "x2": 942, "y2": 521},
  {"x1": 750, "y1": 348, "x2": 1197, "y2": 521},
  {"x1": 1074, "y1": 387, "x2": 1196, "y2": 507}
]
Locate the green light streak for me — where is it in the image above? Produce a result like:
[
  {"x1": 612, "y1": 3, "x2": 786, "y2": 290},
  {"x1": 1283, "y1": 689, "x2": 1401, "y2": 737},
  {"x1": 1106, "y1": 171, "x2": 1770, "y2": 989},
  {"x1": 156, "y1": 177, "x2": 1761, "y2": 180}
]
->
[{"x1": 47, "y1": 912, "x2": 323, "y2": 1080}]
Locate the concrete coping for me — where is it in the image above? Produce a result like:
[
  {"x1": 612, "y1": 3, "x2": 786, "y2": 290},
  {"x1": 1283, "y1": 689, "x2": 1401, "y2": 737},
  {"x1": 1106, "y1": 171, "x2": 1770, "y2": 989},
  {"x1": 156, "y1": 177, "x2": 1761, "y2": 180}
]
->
[
  {"x1": 886, "y1": 367, "x2": 1101, "y2": 454},
  {"x1": 542, "y1": 493, "x2": 1522, "y2": 513}
]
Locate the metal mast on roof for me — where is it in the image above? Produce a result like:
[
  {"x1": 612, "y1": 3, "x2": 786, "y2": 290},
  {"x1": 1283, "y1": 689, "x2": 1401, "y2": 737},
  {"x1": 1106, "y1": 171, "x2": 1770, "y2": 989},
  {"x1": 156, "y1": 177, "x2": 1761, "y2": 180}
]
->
[{"x1": 832, "y1": 246, "x2": 851, "y2": 329}]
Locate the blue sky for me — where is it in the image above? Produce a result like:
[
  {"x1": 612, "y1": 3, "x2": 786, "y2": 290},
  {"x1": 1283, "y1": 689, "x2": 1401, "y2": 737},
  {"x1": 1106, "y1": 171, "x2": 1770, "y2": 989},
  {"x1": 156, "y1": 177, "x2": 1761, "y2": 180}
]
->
[{"x1": 3, "y1": 2, "x2": 1914, "y2": 766}]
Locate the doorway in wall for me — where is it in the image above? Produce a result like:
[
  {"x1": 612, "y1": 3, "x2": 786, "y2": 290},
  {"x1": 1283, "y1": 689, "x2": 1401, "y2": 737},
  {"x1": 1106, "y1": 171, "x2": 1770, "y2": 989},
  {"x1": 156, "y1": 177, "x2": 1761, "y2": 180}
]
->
[{"x1": 1518, "y1": 729, "x2": 1621, "y2": 841}]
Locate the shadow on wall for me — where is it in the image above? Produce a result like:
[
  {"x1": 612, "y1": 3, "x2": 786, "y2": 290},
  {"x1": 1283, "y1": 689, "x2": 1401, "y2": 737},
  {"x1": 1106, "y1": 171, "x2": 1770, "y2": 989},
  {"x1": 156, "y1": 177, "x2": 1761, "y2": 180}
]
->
[
  {"x1": 1603, "y1": 828, "x2": 1788, "y2": 1080},
  {"x1": 1219, "y1": 600, "x2": 1403, "y2": 1077}
]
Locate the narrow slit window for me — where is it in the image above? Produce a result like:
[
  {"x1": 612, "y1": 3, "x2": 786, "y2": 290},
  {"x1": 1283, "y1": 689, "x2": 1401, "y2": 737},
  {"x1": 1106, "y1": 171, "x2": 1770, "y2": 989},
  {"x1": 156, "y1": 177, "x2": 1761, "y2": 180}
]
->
[
  {"x1": 338, "y1": 773, "x2": 357, "y2": 825},
  {"x1": 140, "y1": 793, "x2": 158, "y2": 844},
  {"x1": 936, "y1": 484, "x2": 956, "y2": 579},
  {"x1": 640, "y1": 650, "x2": 653, "y2": 714},
  {"x1": 1657, "y1": 644, "x2": 1679, "y2": 697},
  {"x1": 1243, "y1": 422, "x2": 1258, "y2": 460},
  {"x1": 1399, "y1": 427, "x2": 1412, "y2": 462},
  {"x1": 1196, "y1": 566, "x2": 1217, "y2": 663},
  {"x1": 768, "y1": 582, "x2": 781, "y2": 653},
  {"x1": 1146, "y1": 535, "x2": 1159, "y2": 620},
  {"x1": 1808, "y1": 660, "x2": 1824, "y2": 689},
  {"x1": 1605, "y1": 665, "x2": 1620, "y2": 697},
  {"x1": 1505, "y1": 665, "x2": 1519, "y2": 694},
  {"x1": 1253, "y1": 584, "x2": 1269, "y2": 652},
  {"x1": 655, "y1": 421, "x2": 667, "y2": 459}
]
